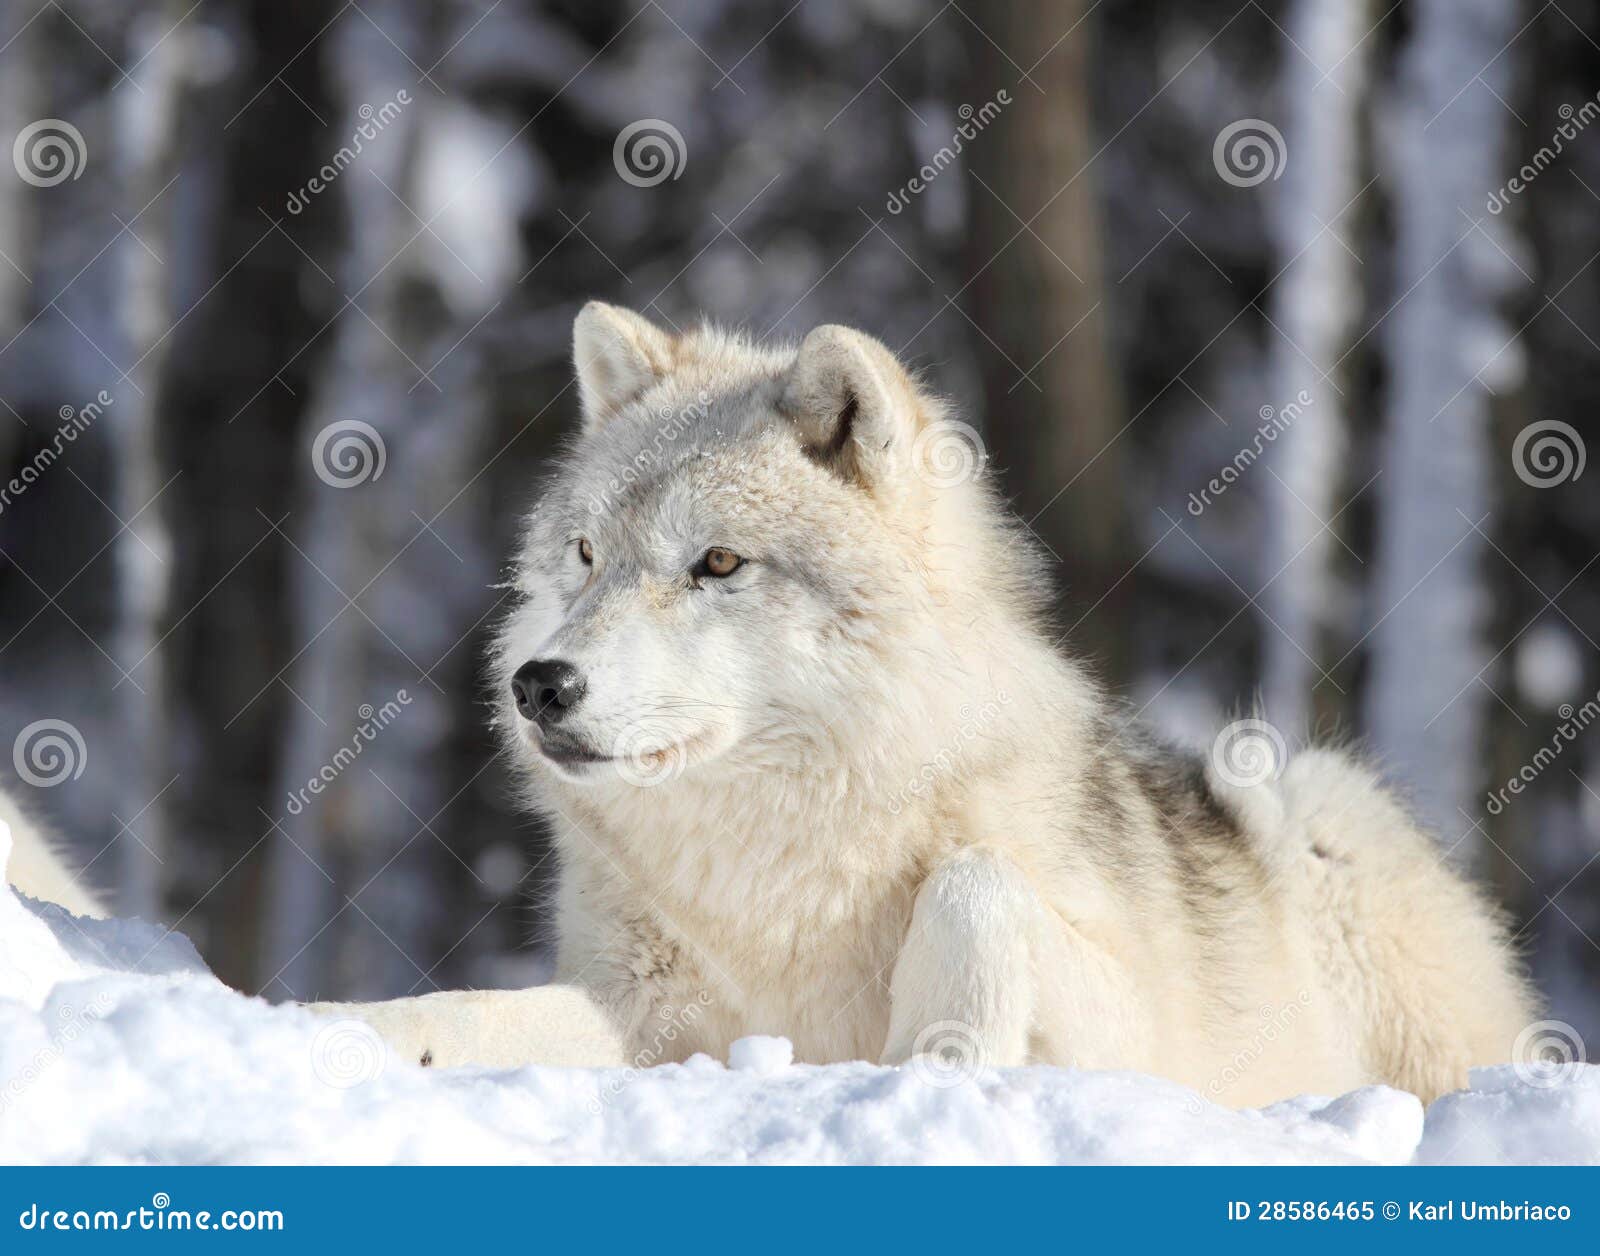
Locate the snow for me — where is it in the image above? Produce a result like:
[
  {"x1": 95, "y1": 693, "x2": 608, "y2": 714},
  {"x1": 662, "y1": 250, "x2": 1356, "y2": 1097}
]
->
[
  {"x1": 3, "y1": 820, "x2": 1598, "y2": 1166},
  {"x1": 726, "y1": 1034, "x2": 795, "y2": 1075}
]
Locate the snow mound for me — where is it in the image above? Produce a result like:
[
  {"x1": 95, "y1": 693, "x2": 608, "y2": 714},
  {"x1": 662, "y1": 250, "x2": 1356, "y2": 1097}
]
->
[{"x1": 2, "y1": 821, "x2": 1597, "y2": 1165}]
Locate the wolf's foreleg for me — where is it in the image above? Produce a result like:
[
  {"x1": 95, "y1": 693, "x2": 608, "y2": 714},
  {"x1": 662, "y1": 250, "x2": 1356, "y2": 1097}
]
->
[
  {"x1": 306, "y1": 984, "x2": 628, "y2": 1069},
  {"x1": 880, "y1": 846, "x2": 1039, "y2": 1071}
]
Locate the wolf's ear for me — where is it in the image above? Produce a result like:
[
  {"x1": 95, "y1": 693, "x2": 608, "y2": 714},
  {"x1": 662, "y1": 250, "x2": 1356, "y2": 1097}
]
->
[
  {"x1": 573, "y1": 302, "x2": 675, "y2": 431},
  {"x1": 780, "y1": 325, "x2": 924, "y2": 495}
]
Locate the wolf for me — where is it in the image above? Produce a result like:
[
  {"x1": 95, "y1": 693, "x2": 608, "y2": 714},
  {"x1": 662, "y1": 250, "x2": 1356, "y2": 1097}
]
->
[
  {"x1": 12, "y1": 302, "x2": 1534, "y2": 1104},
  {"x1": 309, "y1": 302, "x2": 1535, "y2": 1105}
]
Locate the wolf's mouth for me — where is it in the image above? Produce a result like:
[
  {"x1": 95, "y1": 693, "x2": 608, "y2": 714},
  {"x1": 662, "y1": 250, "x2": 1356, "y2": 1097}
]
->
[
  {"x1": 528, "y1": 723, "x2": 713, "y2": 784},
  {"x1": 533, "y1": 736, "x2": 614, "y2": 768}
]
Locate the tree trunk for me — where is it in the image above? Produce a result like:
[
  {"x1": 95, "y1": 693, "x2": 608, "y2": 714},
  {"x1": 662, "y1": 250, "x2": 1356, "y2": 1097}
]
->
[
  {"x1": 967, "y1": 0, "x2": 1127, "y2": 683},
  {"x1": 1367, "y1": 0, "x2": 1524, "y2": 851},
  {"x1": 111, "y1": 1, "x2": 193, "y2": 914},
  {"x1": 259, "y1": 9, "x2": 430, "y2": 999},
  {"x1": 1262, "y1": 0, "x2": 1371, "y2": 739}
]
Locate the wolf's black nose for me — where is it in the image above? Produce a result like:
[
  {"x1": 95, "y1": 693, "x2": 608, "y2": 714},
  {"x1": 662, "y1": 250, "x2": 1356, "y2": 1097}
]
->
[{"x1": 511, "y1": 658, "x2": 586, "y2": 725}]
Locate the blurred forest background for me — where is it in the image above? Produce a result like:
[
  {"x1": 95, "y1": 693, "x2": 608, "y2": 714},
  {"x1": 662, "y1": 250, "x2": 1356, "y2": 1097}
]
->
[{"x1": 1, "y1": 0, "x2": 1597, "y2": 1043}]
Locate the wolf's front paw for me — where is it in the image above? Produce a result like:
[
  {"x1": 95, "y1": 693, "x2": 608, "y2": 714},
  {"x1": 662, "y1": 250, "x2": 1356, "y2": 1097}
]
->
[
  {"x1": 304, "y1": 999, "x2": 445, "y2": 1072},
  {"x1": 302, "y1": 986, "x2": 629, "y2": 1071}
]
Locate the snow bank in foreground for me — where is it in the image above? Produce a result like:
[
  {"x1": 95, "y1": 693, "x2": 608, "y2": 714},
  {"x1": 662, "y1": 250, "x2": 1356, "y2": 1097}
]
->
[{"x1": 2, "y1": 824, "x2": 1597, "y2": 1165}]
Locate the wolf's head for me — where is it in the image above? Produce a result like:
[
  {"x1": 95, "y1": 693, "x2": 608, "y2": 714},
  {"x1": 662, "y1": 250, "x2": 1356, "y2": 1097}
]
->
[{"x1": 495, "y1": 302, "x2": 1046, "y2": 796}]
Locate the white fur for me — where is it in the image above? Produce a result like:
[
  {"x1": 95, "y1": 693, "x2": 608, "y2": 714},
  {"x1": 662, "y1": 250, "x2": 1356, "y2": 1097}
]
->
[
  {"x1": 1, "y1": 791, "x2": 105, "y2": 919},
  {"x1": 1, "y1": 790, "x2": 104, "y2": 915},
  {"x1": 308, "y1": 987, "x2": 626, "y2": 1070},
  {"x1": 312, "y1": 305, "x2": 1536, "y2": 1103}
]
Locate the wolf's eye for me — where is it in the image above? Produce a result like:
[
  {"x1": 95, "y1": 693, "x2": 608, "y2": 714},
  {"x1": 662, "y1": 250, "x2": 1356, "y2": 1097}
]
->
[
  {"x1": 577, "y1": 538, "x2": 593, "y2": 566},
  {"x1": 700, "y1": 547, "x2": 742, "y2": 578}
]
